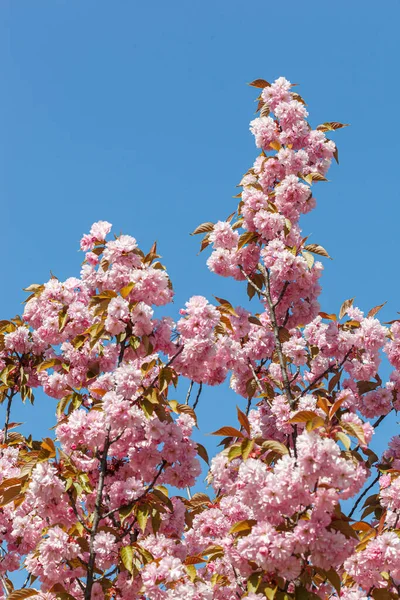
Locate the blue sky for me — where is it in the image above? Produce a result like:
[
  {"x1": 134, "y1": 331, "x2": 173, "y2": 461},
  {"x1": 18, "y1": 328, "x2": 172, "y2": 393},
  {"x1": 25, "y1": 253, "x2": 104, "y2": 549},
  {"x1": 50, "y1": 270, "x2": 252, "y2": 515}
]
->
[{"x1": 1, "y1": 1, "x2": 400, "y2": 492}]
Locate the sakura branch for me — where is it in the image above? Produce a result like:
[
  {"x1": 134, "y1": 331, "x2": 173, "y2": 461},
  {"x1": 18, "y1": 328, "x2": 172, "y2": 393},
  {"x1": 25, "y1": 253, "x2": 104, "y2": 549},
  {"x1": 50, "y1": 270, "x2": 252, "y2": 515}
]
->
[{"x1": 0, "y1": 76, "x2": 399, "y2": 600}]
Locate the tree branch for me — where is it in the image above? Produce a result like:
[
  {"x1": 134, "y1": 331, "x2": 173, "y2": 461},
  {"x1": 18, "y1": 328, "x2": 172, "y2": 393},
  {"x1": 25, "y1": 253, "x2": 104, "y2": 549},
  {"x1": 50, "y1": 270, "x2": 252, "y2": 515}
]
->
[
  {"x1": 185, "y1": 380, "x2": 194, "y2": 405},
  {"x1": 193, "y1": 382, "x2": 202, "y2": 410},
  {"x1": 299, "y1": 348, "x2": 353, "y2": 399},
  {"x1": 3, "y1": 391, "x2": 16, "y2": 443},
  {"x1": 67, "y1": 490, "x2": 91, "y2": 533},
  {"x1": 84, "y1": 428, "x2": 111, "y2": 600},
  {"x1": 118, "y1": 459, "x2": 167, "y2": 538},
  {"x1": 274, "y1": 281, "x2": 290, "y2": 309},
  {"x1": 348, "y1": 473, "x2": 380, "y2": 519},
  {"x1": 258, "y1": 263, "x2": 295, "y2": 407},
  {"x1": 104, "y1": 458, "x2": 167, "y2": 523}
]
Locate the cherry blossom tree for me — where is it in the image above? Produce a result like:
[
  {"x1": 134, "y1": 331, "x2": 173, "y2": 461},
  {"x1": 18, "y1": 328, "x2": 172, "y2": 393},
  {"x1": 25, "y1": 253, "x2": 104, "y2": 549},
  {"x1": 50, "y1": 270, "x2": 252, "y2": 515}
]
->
[{"x1": 1, "y1": 77, "x2": 399, "y2": 600}]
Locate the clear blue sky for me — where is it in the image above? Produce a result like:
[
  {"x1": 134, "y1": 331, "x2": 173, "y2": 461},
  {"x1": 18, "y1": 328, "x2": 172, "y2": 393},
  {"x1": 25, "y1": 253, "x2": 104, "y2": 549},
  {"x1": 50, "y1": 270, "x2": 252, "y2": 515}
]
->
[{"x1": 1, "y1": 1, "x2": 400, "y2": 488}]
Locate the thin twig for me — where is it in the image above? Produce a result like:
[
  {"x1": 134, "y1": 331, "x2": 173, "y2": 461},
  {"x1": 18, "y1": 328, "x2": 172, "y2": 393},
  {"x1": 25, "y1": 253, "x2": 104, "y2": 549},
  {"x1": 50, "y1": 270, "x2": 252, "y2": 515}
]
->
[
  {"x1": 84, "y1": 428, "x2": 111, "y2": 600},
  {"x1": 273, "y1": 281, "x2": 290, "y2": 309},
  {"x1": 67, "y1": 490, "x2": 91, "y2": 533},
  {"x1": 3, "y1": 391, "x2": 15, "y2": 443},
  {"x1": 193, "y1": 382, "x2": 202, "y2": 410},
  {"x1": 354, "y1": 411, "x2": 391, "y2": 455},
  {"x1": 95, "y1": 566, "x2": 118, "y2": 583},
  {"x1": 240, "y1": 268, "x2": 268, "y2": 300},
  {"x1": 348, "y1": 473, "x2": 380, "y2": 519},
  {"x1": 246, "y1": 397, "x2": 252, "y2": 416},
  {"x1": 105, "y1": 459, "x2": 167, "y2": 522},
  {"x1": 258, "y1": 263, "x2": 294, "y2": 406},
  {"x1": 119, "y1": 460, "x2": 167, "y2": 537},
  {"x1": 135, "y1": 346, "x2": 184, "y2": 406},
  {"x1": 300, "y1": 348, "x2": 353, "y2": 398},
  {"x1": 373, "y1": 413, "x2": 388, "y2": 429},
  {"x1": 185, "y1": 380, "x2": 194, "y2": 405},
  {"x1": 248, "y1": 361, "x2": 264, "y2": 396}
]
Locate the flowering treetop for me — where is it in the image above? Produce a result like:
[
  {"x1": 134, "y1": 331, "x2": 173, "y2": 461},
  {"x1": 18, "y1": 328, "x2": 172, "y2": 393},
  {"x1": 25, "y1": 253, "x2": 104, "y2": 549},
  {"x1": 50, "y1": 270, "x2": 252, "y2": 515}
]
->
[{"x1": 0, "y1": 77, "x2": 399, "y2": 600}]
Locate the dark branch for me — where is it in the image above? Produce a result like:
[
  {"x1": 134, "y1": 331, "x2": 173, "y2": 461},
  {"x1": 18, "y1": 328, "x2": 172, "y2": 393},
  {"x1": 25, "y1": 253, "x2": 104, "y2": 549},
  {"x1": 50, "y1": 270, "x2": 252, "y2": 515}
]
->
[
  {"x1": 348, "y1": 473, "x2": 380, "y2": 519},
  {"x1": 193, "y1": 382, "x2": 202, "y2": 410}
]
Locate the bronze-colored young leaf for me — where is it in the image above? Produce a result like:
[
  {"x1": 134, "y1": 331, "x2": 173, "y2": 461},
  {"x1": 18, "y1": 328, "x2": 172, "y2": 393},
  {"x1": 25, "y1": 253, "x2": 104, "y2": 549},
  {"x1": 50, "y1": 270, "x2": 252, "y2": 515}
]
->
[
  {"x1": 318, "y1": 312, "x2": 337, "y2": 321},
  {"x1": 229, "y1": 519, "x2": 257, "y2": 535},
  {"x1": 8, "y1": 590, "x2": 40, "y2": 600},
  {"x1": 316, "y1": 121, "x2": 349, "y2": 132},
  {"x1": 329, "y1": 396, "x2": 346, "y2": 419},
  {"x1": 237, "y1": 406, "x2": 251, "y2": 435},
  {"x1": 339, "y1": 297, "x2": 355, "y2": 319},
  {"x1": 260, "y1": 104, "x2": 270, "y2": 118},
  {"x1": 357, "y1": 379, "x2": 381, "y2": 395},
  {"x1": 278, "y1": 327, "x2": 290, "y2": 343},
  {"x1": 0, "y1": 482, "x2": 22, "y2": 507},
  {"x1": 304, "y1": 243, "x2": 332, "y2": 259},
  {"x1": 210, "y1": 426, "x2": 244, "y2": 438},
  {"x1": 333, "y1": 146, "x2": 339, "y2": 164},
  {"x1": 269, "y1": 140, "x2": 282, "y2": 151},
  {"x1": 304, "y1": 172, "x2": 328, "y2": 184},
  {"x1": 248, "y1": 79, "x2": 271, "y2": 89},
  {"x1": 191, "y1": 222, "x2": 215, "y2": 235},
  {"x1": 341, "y1": 421, "x2": 366, "y2": 446},
  {"x1": 196, "y1": 442, "x2": 209, "y2": 465},
  {"x1": 120, "y1": 282, "x2": 135, "y2": 298},
  {"x1": 214, "y1": 296, "x2": 238, "y2": 317},
  {"x1": 37, "y1": 358, "x2": 62, "y2": 372},
  {"x1": 41, "y1": 437, "x2": 56, "y2": 457},
  {"x1": 190, "y1": 492, "x2": 211, "y2": 506},
  {"x1": 367, "y1": 302, "x2": 386, "y2": 318},
  {"x1": 289, "y1": 410, "x2": 319, "y2": 424},
  {"x1": 184, "y1": 555, "x2": 205, "y2": 565},
  {"x1": 238, "y1": 231, "x2": 259, "y2": 250}
]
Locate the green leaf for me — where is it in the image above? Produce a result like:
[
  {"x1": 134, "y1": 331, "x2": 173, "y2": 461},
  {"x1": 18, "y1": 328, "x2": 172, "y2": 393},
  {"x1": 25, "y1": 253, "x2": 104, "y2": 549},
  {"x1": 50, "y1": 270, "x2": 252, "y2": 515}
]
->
[
  {"x1": 261, "y1": 440, "x2": 288, "y2": 455},
  {"x1": 302, "y1": 251, "x2": 314, "y2": 269},
  {"x1": 241, "y1": 438, "x2": 254, "y2": 461},
  {"x1": 295, "y1": 586, "x2": 322, "y2": 600},
  {"x1": 136, "y1": 504, "x2": 150, "y2": 533},
  {"x1": 336, "y1": 431, "x2": 351, "y2": 450},
  {"x1": 228, "y1": 444, "x2": 242, "y2": 462},
  {"x1": 120, "y1": 546, "x2": 134, "y2": 574},
  {"x1": 247, "y1": 573, "x2": 262, "y2": 593}
]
